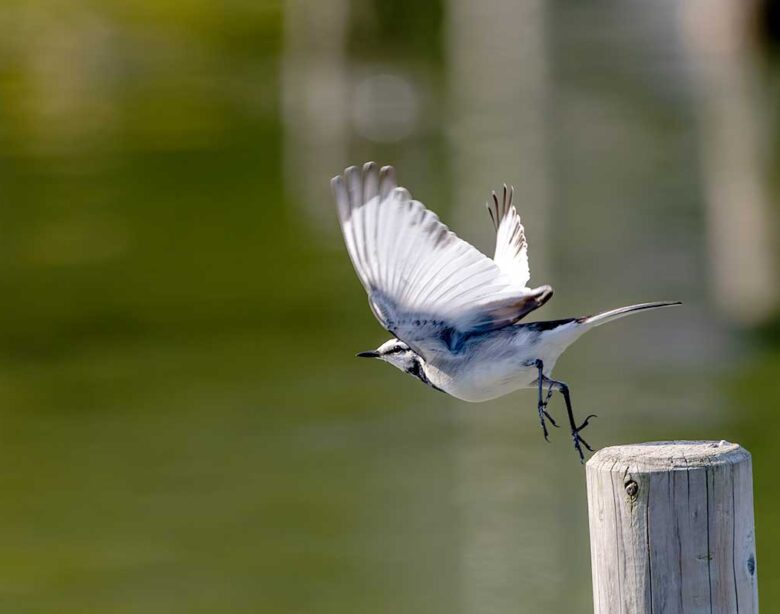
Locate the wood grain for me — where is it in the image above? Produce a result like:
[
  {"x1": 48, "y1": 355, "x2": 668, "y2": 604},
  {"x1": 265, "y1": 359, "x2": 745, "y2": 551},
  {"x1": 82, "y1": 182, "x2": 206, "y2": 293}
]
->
[{"x1": 586, "y1": 441, "x2": 758, "y2": 613}]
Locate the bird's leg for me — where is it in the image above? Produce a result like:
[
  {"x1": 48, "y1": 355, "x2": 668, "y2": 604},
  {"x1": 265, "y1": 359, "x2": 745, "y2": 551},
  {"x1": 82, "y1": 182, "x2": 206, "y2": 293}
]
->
[
  {"x1": 544, "y1": 380, "x2": 555, "y2": 407},
  {"x1": 545, "y1": 377, "x2": 597, "y2": 463},
  {"x1": 534, "y1": 360, "x2": 559, "y2": 442}
]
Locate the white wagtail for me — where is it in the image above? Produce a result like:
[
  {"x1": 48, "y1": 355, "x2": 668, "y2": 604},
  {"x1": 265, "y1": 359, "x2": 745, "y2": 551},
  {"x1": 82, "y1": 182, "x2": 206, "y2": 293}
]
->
[{"x1": 331, "y1": 163, "x2": 680, "y2": 461}]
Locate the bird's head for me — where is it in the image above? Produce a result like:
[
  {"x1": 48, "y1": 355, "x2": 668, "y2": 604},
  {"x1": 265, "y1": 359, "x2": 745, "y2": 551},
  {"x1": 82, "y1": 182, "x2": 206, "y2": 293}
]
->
[
  {"x1": 356, "y1": 340, "x2": 442, "y2": 392},
  {"x1": 357, "y1": 338, "x2": 417, "y2": 372}
]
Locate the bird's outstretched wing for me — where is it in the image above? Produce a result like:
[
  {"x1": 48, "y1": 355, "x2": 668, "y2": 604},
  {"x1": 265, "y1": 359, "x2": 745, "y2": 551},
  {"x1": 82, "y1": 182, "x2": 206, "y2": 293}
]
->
[
  {"x1": 332, "y1": 163, "x2": 552, "y2": 360},
  {"x1": 487, "y1": 185, "x2": 531, "y2": 288}
]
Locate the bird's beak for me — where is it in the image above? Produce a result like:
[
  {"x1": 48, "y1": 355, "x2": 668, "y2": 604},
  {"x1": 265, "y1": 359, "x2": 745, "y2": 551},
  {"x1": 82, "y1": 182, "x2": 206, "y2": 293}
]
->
[{"x1": 356, "y1": 350, "x2": 380, "y2": 358}]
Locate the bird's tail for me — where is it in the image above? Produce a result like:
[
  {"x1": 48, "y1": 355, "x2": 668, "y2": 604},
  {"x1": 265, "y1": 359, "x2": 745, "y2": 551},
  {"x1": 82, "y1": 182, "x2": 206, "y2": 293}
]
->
[{"x1": 579, "y1": 301, "x2": 681, "y2": 328}]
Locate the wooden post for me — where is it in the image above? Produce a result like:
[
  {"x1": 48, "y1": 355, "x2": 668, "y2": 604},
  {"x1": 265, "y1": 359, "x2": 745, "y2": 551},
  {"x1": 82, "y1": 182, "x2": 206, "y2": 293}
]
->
[{"x1": 586, "y1": 441, "x2": 758, "y2": 614}]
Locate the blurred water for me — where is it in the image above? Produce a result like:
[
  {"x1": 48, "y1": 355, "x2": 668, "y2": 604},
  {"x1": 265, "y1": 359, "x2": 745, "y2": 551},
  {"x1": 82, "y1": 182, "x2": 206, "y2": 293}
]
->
[{"x1": 0, "y1": 1, "x2": 778, "y2": 613}]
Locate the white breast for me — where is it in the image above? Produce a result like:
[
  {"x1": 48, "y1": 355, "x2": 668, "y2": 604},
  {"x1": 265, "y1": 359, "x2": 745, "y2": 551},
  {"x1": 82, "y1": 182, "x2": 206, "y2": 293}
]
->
[{"x1": 422, "y1": 335, "x2": 538, "y2": 402}]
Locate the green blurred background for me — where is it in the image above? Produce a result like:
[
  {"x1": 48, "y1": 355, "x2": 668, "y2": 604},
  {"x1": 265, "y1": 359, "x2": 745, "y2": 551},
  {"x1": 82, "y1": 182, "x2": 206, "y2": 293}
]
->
[{"x1": 0, "y1": 0, "x2": 778, "y2": 612}]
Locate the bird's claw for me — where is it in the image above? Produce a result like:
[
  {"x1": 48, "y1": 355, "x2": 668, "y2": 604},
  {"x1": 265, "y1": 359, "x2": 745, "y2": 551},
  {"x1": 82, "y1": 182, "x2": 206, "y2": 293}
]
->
[
  {"x1": 543, "y1": 409, "x2": 559, "y2": 428},
  {"x1": 535, "y1": 359, "x2": 560, "y2": 443},
  {"x1": 538, "y1": 406, "x2": 551, "y2": 442},
  {"x1": 537, "y1": 402, "x2": 559, "y2": 443},
  {"x1": 572, "y1": 432, "x2": 592, "y2": 463},
  {"x1": 571, "y1": 414, "x2": 597, "y2": 463}
]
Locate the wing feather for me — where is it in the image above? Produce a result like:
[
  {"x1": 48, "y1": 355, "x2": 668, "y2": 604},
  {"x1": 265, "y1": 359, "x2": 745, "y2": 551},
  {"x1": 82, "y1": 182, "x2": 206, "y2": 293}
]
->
[
  {"x1": 489, "y1": 185, "x2": 532, "y2": 288},
  {"x1": 333, "y1": 163, "x2": 552, "y2": 359}
]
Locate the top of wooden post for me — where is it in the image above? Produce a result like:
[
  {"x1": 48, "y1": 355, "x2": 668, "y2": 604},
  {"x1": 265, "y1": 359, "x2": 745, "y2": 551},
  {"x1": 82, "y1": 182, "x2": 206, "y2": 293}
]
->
[{"x1": 588, "y1": 440, "x2": 750, "y2": 472}]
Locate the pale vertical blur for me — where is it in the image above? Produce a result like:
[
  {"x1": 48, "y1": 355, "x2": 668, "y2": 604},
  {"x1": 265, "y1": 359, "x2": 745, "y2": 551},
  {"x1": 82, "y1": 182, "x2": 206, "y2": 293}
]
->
[
  {"x1": 446, "y1": 0, "x2": 555, "y2": 612},
  {"x1": 682, "y1": 0, "x2": 778, "y2": 325},
  {"x1": 447, "y1": 0, "x2": 550, "y2": 279},
  {"x1": 282, "y1": 0, "x2": 350, "y2": 228}
]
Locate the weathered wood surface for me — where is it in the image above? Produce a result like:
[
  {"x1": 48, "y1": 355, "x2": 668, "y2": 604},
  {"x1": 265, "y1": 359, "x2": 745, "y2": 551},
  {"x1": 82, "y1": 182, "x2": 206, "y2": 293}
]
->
[{"x1": 586, "y1": 441, "x2": 758, "y2": 614}]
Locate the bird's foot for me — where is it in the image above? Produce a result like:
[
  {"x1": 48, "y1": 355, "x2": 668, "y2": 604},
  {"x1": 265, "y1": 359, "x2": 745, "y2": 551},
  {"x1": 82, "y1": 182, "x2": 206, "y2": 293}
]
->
[
  {"x1": 537, "y1": 401, "x2": 559, "y2": 442},
  {"x1": 534, "y1": 359, "x2": 558, "y2": 442},
  {"x1": 571, "y1": 414, "x2": 597, "y2": 463}
]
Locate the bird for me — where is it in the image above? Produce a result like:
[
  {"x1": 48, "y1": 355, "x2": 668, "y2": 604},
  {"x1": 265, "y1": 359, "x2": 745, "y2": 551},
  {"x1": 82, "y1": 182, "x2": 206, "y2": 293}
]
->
[{"x1": 331, "y1": 162, "x2": 680, "y2": 461}]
